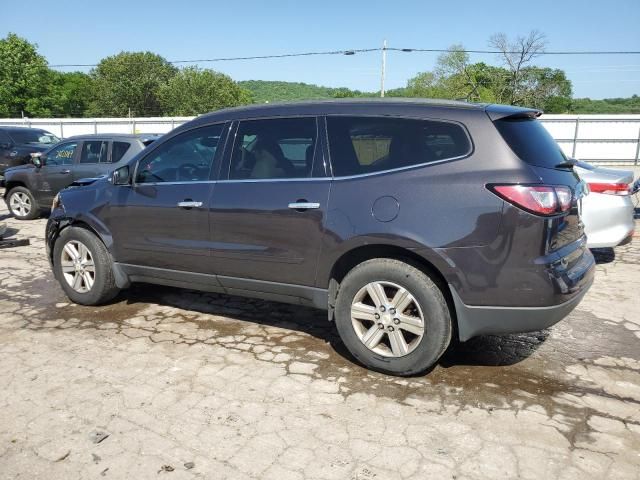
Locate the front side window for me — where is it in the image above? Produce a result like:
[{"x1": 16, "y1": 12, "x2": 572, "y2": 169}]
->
[
  {"x1": 46, "y1": 142, "x2": 77, "y2": 166},
  {"x1": 326, "y1": 116, "x2": 471, "y2": 177},
  {"x1": 229, "y1": 117, "x2": 317, "y2": 180},
  {"x1": 136, "y1": 124, "x2": 223, "y2": 183},
  {"x1": 80, "y1": 140, "x2": 109, "y2": 164}
]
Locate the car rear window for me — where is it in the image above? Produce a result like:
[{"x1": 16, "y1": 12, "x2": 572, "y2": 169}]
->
[
  {"x1": 494, "y1": 117, "x2": 568, "y2": 169},
  {"x1": 326, "y1": 116, "x2": 471, "y2": 177}
]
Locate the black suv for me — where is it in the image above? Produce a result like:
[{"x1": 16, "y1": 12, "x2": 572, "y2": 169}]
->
[
  {"x1": 0, "y1": 126, "x2": 60, "y2": 174},
  {"x1": 3, "y1": 134, "x2": 158, "y2": 220},
  {"x1": 45, "y1": 100, "x2": 595, "y2": 376}
]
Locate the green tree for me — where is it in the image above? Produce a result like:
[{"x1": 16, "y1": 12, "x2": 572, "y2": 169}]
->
[
  {"x1": 88, "y1": 51, "x2": 177, "y2": 117},
  {"x1": 49, "y1": 71, "x2": 94, "y2": 117},
  {"x1": 0, "y1": 33, "x2": 56, "y2": 117},
  {"x1": 158, "y1": 67, "x2": 251, "y2": 115}
]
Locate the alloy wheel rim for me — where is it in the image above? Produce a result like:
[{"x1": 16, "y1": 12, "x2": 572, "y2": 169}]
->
[
  {"x1": 60, "y1": 240, "x2": 95, "y2": 293},
  {"x1": 350, "y1": 281, "x2": 425, "y2": 358},
  {"x1": 10, "y1": 192, "x2": 31, "y2": 217}
]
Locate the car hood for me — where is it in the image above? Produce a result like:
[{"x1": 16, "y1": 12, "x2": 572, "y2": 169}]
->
[
  {"x1": 69, "y1": 176, "x2": 107, "y2": 188},
  {"x1": 3, "y1": 163, "x2": 35, "y2": 176}
]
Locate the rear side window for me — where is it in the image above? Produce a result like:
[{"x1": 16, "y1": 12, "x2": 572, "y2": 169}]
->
[
  {"x1": 494, "y1": 118, "x2": 567, "y2": 168},
  {"x1": 229, "y1": 117, "x2": 317, "y2": 180},
  {"x1": 326, "y1": 116, "x2": 471, "y2": 177},
  {"x1": 112, "y1": 142, "x2": 131, "y2": 163},
  {"x1": 80, "y1": 140, "x2": 108, "y2": 164}
]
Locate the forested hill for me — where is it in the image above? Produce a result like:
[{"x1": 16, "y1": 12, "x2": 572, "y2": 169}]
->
[{"x1": 238, "y1": 80, "x2": 367, "y2": 103}]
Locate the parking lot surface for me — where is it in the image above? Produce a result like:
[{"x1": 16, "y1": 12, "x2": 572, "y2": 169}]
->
[{"x1": 0, "y1": 200, "x2": 639, "y2": 480}]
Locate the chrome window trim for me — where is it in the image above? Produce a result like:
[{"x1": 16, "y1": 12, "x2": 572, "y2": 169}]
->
[{"x1": 331, "y1": 153, "x2": 471, "y2": 181}]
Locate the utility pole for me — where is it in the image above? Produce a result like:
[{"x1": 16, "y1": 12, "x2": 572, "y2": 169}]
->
[{"x1": 380, "y1": 39, "x2": 387, "y2": 98}]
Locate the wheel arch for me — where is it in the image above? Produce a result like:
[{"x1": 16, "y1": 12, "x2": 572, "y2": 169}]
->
[{"x1": 325, "y1": 243, "x2": 459, "y2": 338}]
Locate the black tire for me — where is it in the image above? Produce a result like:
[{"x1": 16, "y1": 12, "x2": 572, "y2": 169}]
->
[
  {"x1": 53, "y1": 226, "x2": 120, "y2": 305},
  {"x1": 7, "y1": 186, "x2": 40, "y2": 220},
  {"x1": 334, "y1": 258, "x2": 452, "y2": 376}
]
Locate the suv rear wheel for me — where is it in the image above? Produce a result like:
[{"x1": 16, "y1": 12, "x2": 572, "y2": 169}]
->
[
  {"x1": 334, "y1": 259, "x2": 451, "y2": 376},
  {"x1": 7, "y1": 186, "x2": 39, "y2": 220},
  {"x1": 53, "y1": 226, "x2": 120, "y2": 305}
]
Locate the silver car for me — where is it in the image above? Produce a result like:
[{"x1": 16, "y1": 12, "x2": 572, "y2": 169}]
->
[{"x1": 574, "y1": 161, "x2": 635, "y2": 248}]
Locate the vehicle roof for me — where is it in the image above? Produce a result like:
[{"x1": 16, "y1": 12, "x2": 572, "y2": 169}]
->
[
  {"x1": 61, "y1": 133, "x2": 162, "y2": 141},
  {"x1": 0, "y1": 126, "x2": 53, "y2": 133},
  {"x1": 188, "y1": 98, "x2": 541, "y2": 127}
]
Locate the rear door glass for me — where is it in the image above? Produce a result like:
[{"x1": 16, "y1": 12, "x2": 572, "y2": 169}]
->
[
  {"x1": 494, "y1": 118, "x2": 568, "y2": 169},
  {"x1": 80, "y1": 140, "x2": 109, "y2": 164}
]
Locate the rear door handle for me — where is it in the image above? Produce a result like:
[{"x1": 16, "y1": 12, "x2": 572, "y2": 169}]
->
[
  {"x1": 60, "y1": 169, "x2": 71, "y2": 174},
  {"x1": 177, "y1": 201, "x2": 203, "y2": 208},
  {"x1": 288, "y1": 201, "x2": 320, "y2": 210}
]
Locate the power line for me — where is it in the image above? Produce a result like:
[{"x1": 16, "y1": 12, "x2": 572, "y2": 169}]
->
[{"x1": 48, "y1": 46, "x2": 640, "y2": 68}]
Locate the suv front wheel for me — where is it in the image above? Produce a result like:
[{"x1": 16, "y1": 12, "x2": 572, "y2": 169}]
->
[
  {"x1": 53, "y1": 226, "x2": 120, "y2": 305},
  {"x1": 7, "y1": 186, "x2": 39, "y2": 220},
  {"x1": 334, "y1": 259, "x2": 452, "y2": 376}
]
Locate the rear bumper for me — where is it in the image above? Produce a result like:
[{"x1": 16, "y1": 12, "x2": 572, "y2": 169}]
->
[
  {"x1": 451, "y1": 276, "x2": 593, "y2": 341},
  {"x1": 582, "y1": 192, "x2": 635, "y2": 248}
]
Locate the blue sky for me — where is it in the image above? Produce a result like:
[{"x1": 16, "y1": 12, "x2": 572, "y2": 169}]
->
[{"x1": 3, "y1": 0, "x2": 639, "y2": 99}]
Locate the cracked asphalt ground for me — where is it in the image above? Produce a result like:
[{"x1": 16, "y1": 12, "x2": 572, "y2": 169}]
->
[{"x1": 0, "y1": 199, "x2": 639, "y2": 480}]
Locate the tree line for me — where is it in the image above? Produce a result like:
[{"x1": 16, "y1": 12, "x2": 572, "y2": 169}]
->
[{"x1": 0, "y1": 32, "x2": 638, "y2": 118}]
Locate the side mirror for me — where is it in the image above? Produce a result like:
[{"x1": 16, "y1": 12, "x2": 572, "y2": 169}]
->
[
  {"x1": 112, "y1": 165, "x2": 131, "y2": 185},
  {"x1": 31, "y1": 152, "x2": 44, "y2": 168}
]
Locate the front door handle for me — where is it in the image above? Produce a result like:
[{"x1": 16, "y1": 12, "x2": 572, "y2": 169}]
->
[
  {"x1": 177, "y1": 200, "x2": 203, "y2": 209},
  {"x1": 288, "y1": 201, "x2": 320, "y2": 210},
  {"x1": 60, "y1": 169, "x2": 71, "y2": 174}
]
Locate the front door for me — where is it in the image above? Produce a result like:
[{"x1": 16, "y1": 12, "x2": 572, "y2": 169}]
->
[
  {"x1": 106, "y1": 124, "x2": 226, "y2": 274},
  {"x1": 34, "y1": 141, "x2": 79, "y2": 205},
  {"x1": 209, "y1": 117, "x2": 330, "y2": 288}
]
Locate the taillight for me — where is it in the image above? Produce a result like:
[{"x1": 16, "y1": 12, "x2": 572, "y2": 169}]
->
[
  {"x1": 587, "y1": 182, "x2": 630, "y2": 196},
  {"x1": 489, "y1": 184, "x2": 573, "y2": 216}
]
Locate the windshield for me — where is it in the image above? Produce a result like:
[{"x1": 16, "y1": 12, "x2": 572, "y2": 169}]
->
[{"x1": 8, "y1": 129, "x2": 60, "y2": 145}]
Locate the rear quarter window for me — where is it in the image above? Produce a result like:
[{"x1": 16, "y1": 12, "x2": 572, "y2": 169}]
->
[
  {"x1": 112, "y1": 142, "x2": 132, "y2": 163},
  {"x1": 326, "y1": 116, "x2": 471, "y2": 177},
  {"x1": 494, "y1": 118, "x2": 567, "y2": 169}
]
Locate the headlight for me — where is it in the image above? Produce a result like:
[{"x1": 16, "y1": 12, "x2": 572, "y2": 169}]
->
[{"x1": 51, "y1": 193, "x2": 61, "y2": 211}]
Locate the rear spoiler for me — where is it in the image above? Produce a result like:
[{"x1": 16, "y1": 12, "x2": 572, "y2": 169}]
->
[{"x1": 485, "y1": 104, "x2": 542, "y2": 121}]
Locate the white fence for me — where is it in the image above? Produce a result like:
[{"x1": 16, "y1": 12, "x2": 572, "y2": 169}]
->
[{"x1": 2, "y1": 114, "x2": 640, "y2": 165}]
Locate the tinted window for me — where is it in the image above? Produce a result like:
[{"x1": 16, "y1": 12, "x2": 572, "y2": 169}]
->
[
  {"x1": 8, "y1": 129, "x2": 59, "y2": 145},
  {"x1": 136, "y1": 124, "x2": 223, "y2": 183},
  {"x1": 327, "y1": 116, "x2": 471, "y2": 176},
  {"x1": 229, "y1": 118, "x2": 317, "y2": 180},
  {"x1": 112, "y1": 142, "x2": 131, "y2": 163},
  {"x1": 495, "y1": 118, "x2": 567, "y2": 168},
  {"x1": 46, "y1": 142, "x2": 77, "y2": 166},
  {"x1": 80, "y1": 140, "x2": 108, "y2": 164}
]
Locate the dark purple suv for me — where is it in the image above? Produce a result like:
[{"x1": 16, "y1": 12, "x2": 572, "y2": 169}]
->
[{"x1": 45, "y1": 99, "x2": 595, "y2": 376}]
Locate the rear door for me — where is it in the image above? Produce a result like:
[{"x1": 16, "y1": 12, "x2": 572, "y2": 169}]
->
[
  {"x1": 106, "y1": 124, "x2": 226, "y2": 274},
  {"x1": 73, "y1": 139, "x2": 112, "y2": 180},
  {"x1": 208, "y1": 117, "x2": 330, "y2": 288}
]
